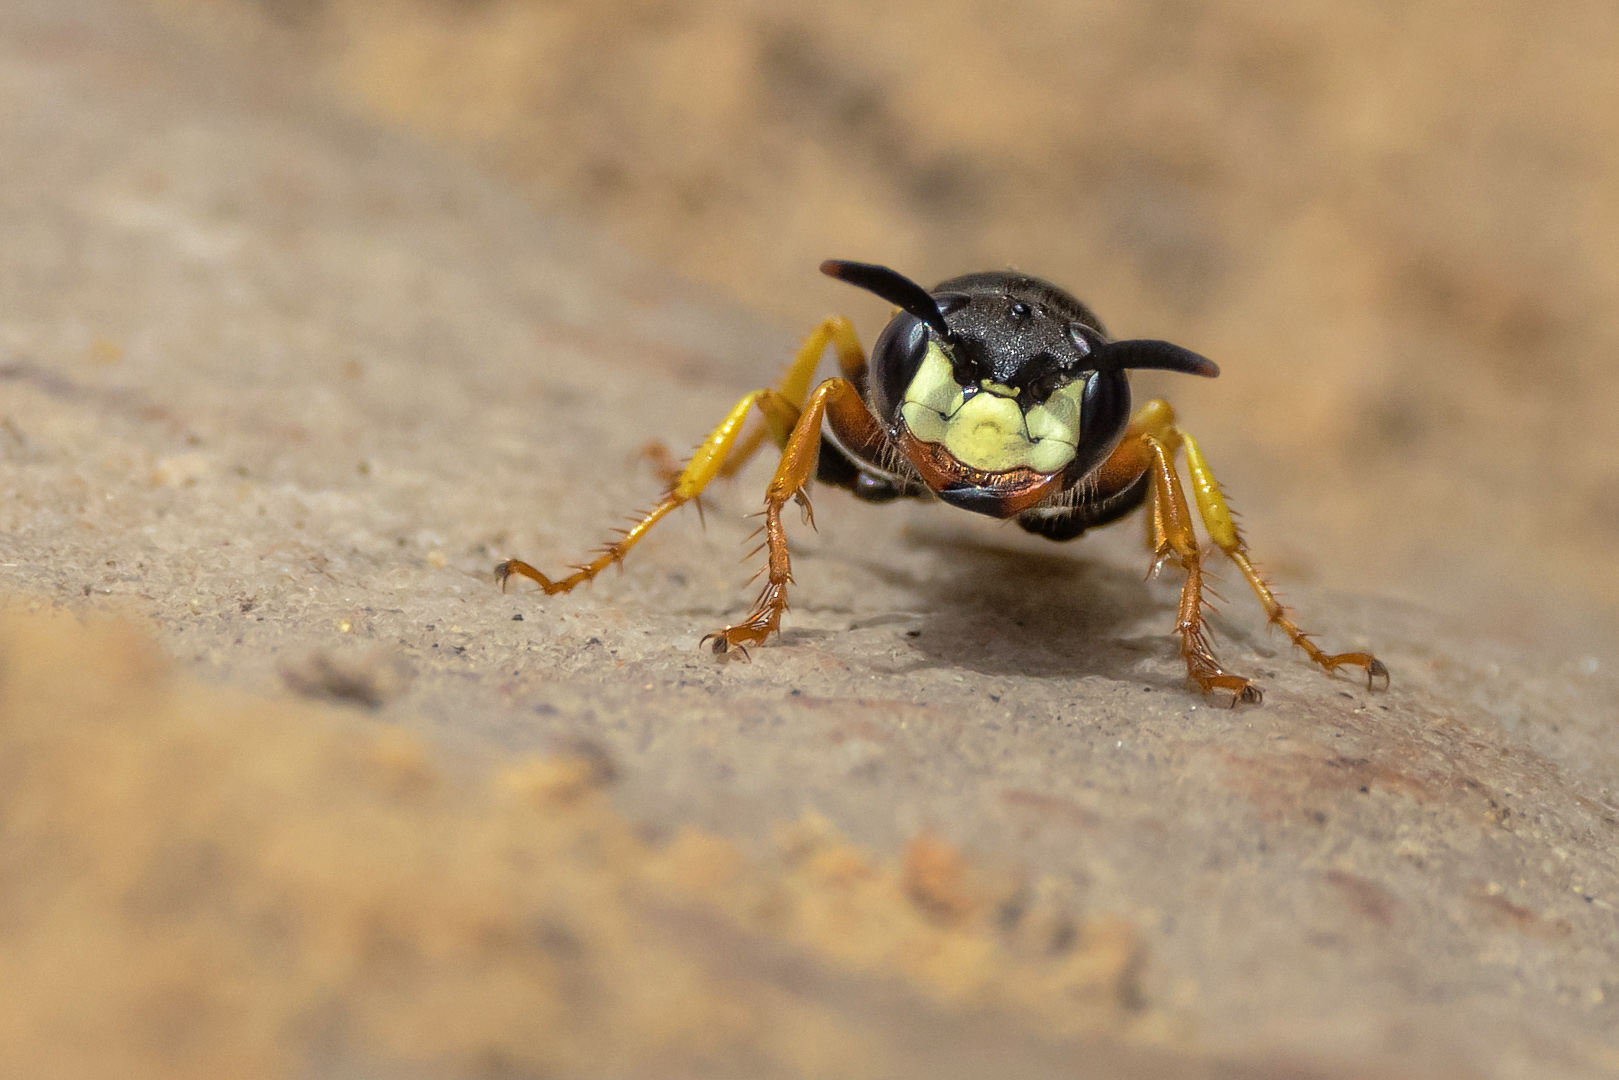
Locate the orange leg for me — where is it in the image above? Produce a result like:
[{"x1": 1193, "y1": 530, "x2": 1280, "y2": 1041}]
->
[
  {"x1": 497, "y1": 317, "x2": 866, "y2": 597},
  {"x1": 702, "y1": 377, "x2": 876, "y2": 657}
]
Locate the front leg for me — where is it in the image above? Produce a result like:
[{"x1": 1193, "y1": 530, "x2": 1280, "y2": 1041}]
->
[{"x1": 702, "y1": 376, "x2": 880, "y2": 657}]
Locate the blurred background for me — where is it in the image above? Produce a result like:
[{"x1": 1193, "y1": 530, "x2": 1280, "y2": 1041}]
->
[{"x1": 154, "y1": 0, "x2": 1619, "y2": 641}]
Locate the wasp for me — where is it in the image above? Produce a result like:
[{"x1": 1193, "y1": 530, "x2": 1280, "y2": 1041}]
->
[{"x1": 498, "y1": 260, "x2": 1388, "y2": 704}]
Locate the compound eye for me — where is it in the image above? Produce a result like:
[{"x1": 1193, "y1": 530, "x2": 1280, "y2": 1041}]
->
[
  {"x1": 1079, "y1": 369, "x2": 1129, "y2": 448},
  {"x1": 895, "y1": 317, "x2": 928, "y2": 373},
  {"x1": 872, "y1": 313, "x2": 932, "y2": 421}
]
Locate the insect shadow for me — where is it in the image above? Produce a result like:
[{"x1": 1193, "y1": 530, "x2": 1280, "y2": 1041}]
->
[{"x1": 856, "y1": 532, "x2": 1175, "y2": 681}]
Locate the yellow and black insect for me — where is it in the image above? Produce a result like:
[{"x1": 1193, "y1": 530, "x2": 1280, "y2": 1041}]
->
[{"x1": 498, "y1": 260, "x2": 1388, "y2": 704}]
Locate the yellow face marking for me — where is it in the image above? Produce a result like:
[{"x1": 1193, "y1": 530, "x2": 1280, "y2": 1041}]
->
[
  {"x1": 898, "y1": 343, "x2": 1088, "y2": 475},
  {"x1": 945, "y1": 393, "x2": 1032, "y2": 471},
  {"x1": 898, "y1": 343, "x2": 963, "y2": 441},
  {"x1": 1024, "y1": 379, "x2": 1085, "y2": 444}
]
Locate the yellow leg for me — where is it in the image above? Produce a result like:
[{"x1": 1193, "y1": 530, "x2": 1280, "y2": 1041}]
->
[
  {"x1": 702, "y1": 377, "x2": 875, "y2": 657},
  {"x1": 496, "y1": 386, "x2": 801, "y2": 595},
  {"x1": 1179, "y1": 432, "x2": 1389, "y2": 690},
  {"x1": 498, "y1": 317, "x2": 865, "y2": 598}
]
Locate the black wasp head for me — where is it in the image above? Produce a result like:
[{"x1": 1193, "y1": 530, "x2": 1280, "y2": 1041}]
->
[{"x1": 822, "y1": 260, "x2": 1218, "y2": 492}]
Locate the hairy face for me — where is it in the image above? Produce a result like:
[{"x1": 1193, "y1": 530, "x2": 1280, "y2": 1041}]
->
[{"x1": 898, "y1": 341, "x2": 1087, "y2": 475}]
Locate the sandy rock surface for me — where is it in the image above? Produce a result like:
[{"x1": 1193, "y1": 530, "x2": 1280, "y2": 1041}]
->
[{"x1": 3, "y1": 1, "x2": 1619, "y2": 1077}]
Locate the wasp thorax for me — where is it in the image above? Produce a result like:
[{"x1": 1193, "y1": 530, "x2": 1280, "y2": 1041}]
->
[{"x1": 899, "y1": 341, "x2": 1086, "y2": 474}]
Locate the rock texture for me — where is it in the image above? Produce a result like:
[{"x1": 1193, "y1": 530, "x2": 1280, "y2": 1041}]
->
[{"x1": 2, "y1": 1, "x2": 1618, "y2": 1077}]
